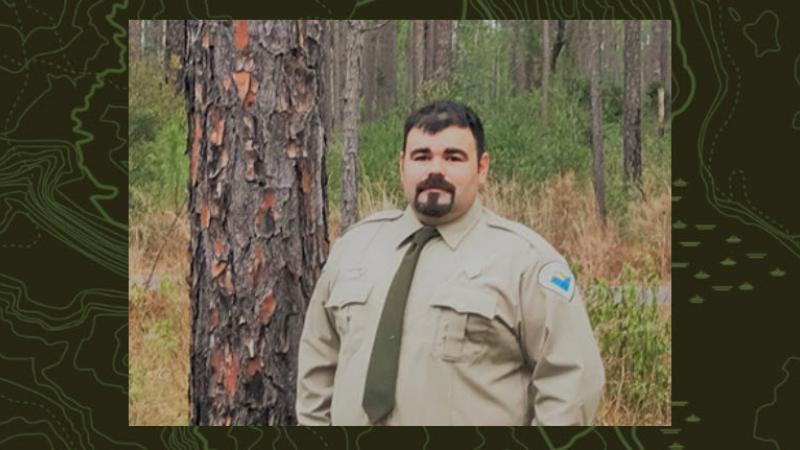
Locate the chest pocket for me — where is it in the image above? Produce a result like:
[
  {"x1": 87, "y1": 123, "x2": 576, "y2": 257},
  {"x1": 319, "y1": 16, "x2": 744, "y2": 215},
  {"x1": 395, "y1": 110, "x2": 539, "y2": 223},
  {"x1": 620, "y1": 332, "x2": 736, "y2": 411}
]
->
[
  {"x1": 431, "y1": 286, "x2": 508, "y2": 362},
  {"x1": 325, "y1": 279, "x2": 372, "y2": 360}
]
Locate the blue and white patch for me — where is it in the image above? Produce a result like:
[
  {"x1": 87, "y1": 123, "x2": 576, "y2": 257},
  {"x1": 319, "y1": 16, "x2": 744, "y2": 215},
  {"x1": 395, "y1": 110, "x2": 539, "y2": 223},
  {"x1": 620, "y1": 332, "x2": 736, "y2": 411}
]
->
[{"x1": 538, "y1": 261, "x2": 575, "y2": 301}]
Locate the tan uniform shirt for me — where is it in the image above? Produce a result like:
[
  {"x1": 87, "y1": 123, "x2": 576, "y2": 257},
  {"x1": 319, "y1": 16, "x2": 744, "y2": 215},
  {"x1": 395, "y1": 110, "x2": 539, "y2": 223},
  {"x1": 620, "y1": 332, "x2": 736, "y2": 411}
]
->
[{"x1": 297, "y1": 199, "x2": 605, "y2": 425}]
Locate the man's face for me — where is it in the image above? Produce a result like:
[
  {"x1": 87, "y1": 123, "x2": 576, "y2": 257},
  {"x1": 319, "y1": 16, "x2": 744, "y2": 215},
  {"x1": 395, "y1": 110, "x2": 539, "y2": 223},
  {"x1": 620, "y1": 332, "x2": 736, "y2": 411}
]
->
[{"x1": 400, "y1": 126, "x2": 489, "y2": 225}]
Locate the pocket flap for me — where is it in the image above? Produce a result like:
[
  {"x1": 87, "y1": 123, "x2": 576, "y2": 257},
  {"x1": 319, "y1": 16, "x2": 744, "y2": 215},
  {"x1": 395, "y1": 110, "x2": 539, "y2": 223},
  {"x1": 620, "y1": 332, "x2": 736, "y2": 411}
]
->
[
  {"x1": 326, "y1": 280, "x2": 372, "y2": 308},
  {"x1": 431, "y1": 287, "x2": 497, "y2": 320}
]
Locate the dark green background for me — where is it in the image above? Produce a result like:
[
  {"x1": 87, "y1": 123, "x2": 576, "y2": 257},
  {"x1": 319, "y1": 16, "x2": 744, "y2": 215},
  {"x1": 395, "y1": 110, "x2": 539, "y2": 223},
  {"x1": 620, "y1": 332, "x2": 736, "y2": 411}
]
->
[{"x1": 1, "y1": 0, "x2": 798, "y2": 448}]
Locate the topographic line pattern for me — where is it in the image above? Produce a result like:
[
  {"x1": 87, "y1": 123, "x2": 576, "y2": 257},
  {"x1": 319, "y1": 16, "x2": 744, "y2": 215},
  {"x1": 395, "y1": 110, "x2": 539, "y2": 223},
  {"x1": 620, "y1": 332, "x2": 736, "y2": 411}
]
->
[{"x1": 0, "y1": 0, "x2": 797, "y2": 448}]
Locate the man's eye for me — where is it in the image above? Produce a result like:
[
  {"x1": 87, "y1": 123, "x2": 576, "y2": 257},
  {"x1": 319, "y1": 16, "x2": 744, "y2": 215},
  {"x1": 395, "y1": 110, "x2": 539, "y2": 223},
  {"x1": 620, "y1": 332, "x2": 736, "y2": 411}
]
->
[
  {"x1": 446, "y1": 155, "x2": 464, "y2": 162},
  {"x1": 413, "y1": 155, "x2": 430, "y2": 161}
]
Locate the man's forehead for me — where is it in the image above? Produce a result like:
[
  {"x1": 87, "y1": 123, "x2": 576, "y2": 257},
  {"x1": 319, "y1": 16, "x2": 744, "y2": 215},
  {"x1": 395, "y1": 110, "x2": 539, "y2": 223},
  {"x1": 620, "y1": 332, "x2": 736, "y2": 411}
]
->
[{"x1": 405, "y1": 126, "x2": 476, "y2": 150}]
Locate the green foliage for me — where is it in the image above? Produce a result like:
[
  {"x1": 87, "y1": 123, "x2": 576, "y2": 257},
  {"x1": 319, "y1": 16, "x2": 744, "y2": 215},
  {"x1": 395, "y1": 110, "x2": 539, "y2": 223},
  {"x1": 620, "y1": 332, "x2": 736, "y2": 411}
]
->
[
  {"x1": 567, "y1": 77, "x2": 625, "y2": 122},
  {"x1": 585, "y1": 265, "x2": 671, "y2": 415},
  {"x1": 129, "y1": 59, "x2": 187, "y2": 216}
]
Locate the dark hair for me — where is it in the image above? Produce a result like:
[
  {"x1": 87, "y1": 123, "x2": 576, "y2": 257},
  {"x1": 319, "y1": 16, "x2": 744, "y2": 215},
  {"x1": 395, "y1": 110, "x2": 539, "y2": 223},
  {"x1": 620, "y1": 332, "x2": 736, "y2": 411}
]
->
[{"x1": 402, "y1": 100, "x2": 486, "y2": 159}]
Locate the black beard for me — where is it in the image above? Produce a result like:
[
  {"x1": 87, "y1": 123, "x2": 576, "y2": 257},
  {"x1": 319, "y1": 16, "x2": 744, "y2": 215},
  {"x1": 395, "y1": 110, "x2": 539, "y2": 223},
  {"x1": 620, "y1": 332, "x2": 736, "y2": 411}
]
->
[{"x1": 414, "y1": 191, "x2": 454, "y2": 217}]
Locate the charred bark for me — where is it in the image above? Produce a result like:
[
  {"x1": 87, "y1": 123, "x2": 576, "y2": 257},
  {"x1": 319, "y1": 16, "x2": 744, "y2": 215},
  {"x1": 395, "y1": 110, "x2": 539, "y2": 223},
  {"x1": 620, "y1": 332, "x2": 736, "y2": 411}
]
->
[{"x1": 185, "y1": 20, "x2": 329, "y2": 426}]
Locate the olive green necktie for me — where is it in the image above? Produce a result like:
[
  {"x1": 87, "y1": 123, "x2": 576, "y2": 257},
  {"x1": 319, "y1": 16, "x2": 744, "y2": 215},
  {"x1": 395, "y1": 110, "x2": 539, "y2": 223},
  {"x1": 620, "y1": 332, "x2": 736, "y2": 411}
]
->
[{"x1": 362, "y1": 225, "x2": 440, "y2": 424}]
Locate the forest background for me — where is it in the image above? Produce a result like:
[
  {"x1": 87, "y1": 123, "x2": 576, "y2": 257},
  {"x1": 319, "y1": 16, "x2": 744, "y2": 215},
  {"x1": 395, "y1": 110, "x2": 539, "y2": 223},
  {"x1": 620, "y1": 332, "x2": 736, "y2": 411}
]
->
[{"x1": 128, "y1": 20, "x2": 672, "y2": 426}]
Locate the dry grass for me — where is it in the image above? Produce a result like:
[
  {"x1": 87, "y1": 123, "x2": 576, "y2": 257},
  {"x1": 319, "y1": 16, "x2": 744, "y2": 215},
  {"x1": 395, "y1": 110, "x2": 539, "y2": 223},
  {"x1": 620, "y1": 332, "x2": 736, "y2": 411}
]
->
[
  {"x1": 128, "y1": 208, "x2": 190, "y2": 426},
  {"x1": 335, "y1": 172, "x2": 671, "y2": 284},
  {"x1": 129, "y1": 208, "x2": 190, "y2": 280},
  {"x1": 129, "y1": 173, "x2": 670, "y2": 426},
  {"x1": 128, "y1": 280, "x2": 190, "y2": 425}
]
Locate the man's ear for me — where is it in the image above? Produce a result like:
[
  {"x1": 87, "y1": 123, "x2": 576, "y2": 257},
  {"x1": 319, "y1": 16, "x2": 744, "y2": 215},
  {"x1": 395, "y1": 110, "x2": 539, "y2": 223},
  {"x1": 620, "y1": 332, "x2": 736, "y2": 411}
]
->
[
  {"x1": 478, "y1": 152, "x2": 490, "y2": 184},
  {"x1": 399, "y1": 150, "x2": 405, "y2": 181}
]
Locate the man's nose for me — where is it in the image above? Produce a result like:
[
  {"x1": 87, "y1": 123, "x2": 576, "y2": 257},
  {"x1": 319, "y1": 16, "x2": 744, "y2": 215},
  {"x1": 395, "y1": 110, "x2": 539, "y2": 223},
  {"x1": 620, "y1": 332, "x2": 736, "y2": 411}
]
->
[{"x1": 427, "y1": 155, "x2": 446, "y2": 175}]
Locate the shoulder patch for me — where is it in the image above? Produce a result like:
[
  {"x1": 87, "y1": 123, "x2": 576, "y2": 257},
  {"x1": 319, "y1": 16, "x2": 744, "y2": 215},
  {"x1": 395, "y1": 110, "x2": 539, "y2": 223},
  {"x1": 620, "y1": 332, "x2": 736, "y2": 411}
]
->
[{"x1": 538, "y1": 261, "x2": 575, "y2": 301}]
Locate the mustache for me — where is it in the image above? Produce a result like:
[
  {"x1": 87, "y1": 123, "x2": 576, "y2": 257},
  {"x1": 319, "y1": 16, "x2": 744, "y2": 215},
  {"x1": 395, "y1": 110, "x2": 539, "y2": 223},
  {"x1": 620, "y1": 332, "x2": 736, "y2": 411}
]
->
[{"x1": 415, "y1": 174, "x2": 456, "y2": 195}]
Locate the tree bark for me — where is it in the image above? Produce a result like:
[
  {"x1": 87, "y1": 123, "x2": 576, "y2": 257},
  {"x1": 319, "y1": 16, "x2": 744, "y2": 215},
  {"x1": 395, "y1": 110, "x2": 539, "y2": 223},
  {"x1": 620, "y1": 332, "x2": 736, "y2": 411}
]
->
[
  {"x1": 185, "y1": 20, "x2": 329, "y2": 426},
  {"x1": 320, "y1": 21, "x2": 334, "y2": 136},
  {"x1": 334, "y1": 21, "x2": 347, "y2": 132},
  {"x1": 161, "y1": 21, "x2": 167, "y2": 62},
  {"x1": 623, "y1": 20, "x2": 642, "y2": 186},
  {"x1": 658, "y1": 20, "x2": 671, "y2": 136},
  {"x1": 541, "y1": 20, "x2": 551, "y2": 127},
  {"x1": 433, "y1": 20, "x2": 453, "y2": 80},
  {"x1": 141, "y1": 20, "x2": 146, "y2": 58},
  {"x1": 423, "y1": 21, "x2": 435, "y2": 83},
  {"x1": 510, "y1": 21, "x2": 528, "y2": 96},
  {"x1": 551, "y1": 20, "x2": 566, "y2": 72},
  {"x1": 412, "y1": 20, "x2": 425, "y2": 104},
  {"x1": 341, "y1": 21, "x2": 365, "y2": 231},
  {"x1": 361, "y1": 28, "x2": 377, "y2": 121},
  {"x1": 589, "y1": 21, "x2": 607, "y2": 226},
  {"x1": 376, "y1": 21, "x2": 397, "y2": 117}
]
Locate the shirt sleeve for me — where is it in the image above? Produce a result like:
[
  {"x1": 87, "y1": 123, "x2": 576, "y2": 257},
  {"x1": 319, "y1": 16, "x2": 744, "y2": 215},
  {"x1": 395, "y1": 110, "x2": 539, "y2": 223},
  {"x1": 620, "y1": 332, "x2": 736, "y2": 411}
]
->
[
  {"x1": 296, "y1": 241, "x2": 342, "y2": 426},
  {"x1": 519, "y1": 258, "x2": 606, "y2": 426}
]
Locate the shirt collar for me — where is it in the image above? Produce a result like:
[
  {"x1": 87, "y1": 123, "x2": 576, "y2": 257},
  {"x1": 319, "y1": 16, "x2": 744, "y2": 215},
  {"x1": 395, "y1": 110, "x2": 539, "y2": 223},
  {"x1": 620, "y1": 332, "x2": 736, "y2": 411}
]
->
[{"x1": 394, "y1": 198, "x2": 483, "y2": 251}]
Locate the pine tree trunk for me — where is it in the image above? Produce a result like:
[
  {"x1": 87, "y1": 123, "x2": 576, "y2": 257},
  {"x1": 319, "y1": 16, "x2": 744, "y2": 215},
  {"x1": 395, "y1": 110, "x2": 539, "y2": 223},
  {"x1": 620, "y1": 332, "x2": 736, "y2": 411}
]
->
[
  {"x1": 424, "y1": 21, "x2": 435, "y2": 83},
  {"x1": 412, "y1": 20, "x2": 425, "y2": 104},
  {"x1": 185, "y1": 20, "x2": 329, "y2": 426},
  {"x1": 510, "y1": 20, "x2": 528, "y2": 95},
  {"x1": 361, "y1": 28, "x2": 376, "y2": 122},
  {"x1": 320, "y1": 21, "x2": 335, "y2": 136},
  {"x1": 334, "y1": 21, "x2": 347, "y2": 132},
  {"x1": 141, "y1": 20, "x2": 146, "y2": 58},
  {"x1": 342, "y1": 21, "x2": 364, "y2": 231},
  {"x1": 659, "y1": 20, "x2": 671, "y2": 136},
  {"x1": 541, "y1": 20, "x2": 551, "y2": 127},
  {"x1": 161, "y1": 20, "x2": 167, "y2": 62},
  {"x1": 376, "y1": 21, "x2": 397, "y2": 117},
  {"x1": 551, "y1": 20, "x2": 566, "y2": 72},
  {"x1": 433, "y1": 20, "x2": 453, "y2": 80},
  {"x1": 623, "y1": 20, "x2": 642, "y2": 186},
  {"x1": 589, "y1": 21, "x2": 607, "y2": 226}
]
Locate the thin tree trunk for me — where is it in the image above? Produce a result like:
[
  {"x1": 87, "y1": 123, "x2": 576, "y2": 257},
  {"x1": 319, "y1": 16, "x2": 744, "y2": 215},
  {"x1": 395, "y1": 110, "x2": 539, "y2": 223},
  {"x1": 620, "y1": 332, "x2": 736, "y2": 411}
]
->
[
  {"x1": 433, "y1": 20, "x2": 453, "y2": 80},
  {"x1": 589, "y1": 21, "x2": 607, "y2": 226},
  {"x1": 659, "y1": 20, "x2": 671, "y2": 136},
  {"x1": 185, "y1": 20, "x2": 328, "y2": 426},
  {"x1": 542, "y1": 20, "x2": 551, "y2": 126},
  {"x1": 412, "y1": 20, "x2": 425, "y2": 104},
  {"x1": 376, "y1": 22, "x2": 397, "y2": 117},
  {"x1": 424, "y1": 21, "x2": 435, "y2": 83},
  {"x1": 623, "y1": 20, "x2": 642, "y2": 186},
  {"x1": 342, "y1": 21, "x2": 364, "y2": 231},
  {"x1": 406, "y1": 20, "x2": 415, "y2": 106},
  {"x1": 334, "y1": 21, "x2": 347, "y2": 132},
  {"x1": 510, "y1": 21, "x2": 528, "y2": 96},
  {"x1": 141, "y1": 20, "x2": 146, "y2": 58},
  {"x1": 361, "y1": 28, "x2": 376, "y2": 121},
  {"x1": 551, "y1": 20, "x2": 566, "y2": 72},
  {"x1": 161, "y1": 20, "x2": 167, "y2": 62}
]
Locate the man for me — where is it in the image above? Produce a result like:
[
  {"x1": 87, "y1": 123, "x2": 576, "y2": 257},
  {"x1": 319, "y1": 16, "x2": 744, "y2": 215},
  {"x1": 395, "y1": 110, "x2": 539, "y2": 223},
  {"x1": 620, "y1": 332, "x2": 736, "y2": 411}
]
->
[{"x1": 297, "y1": 100, "x2": 605, "y2": 426}]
